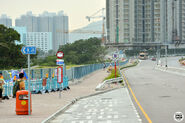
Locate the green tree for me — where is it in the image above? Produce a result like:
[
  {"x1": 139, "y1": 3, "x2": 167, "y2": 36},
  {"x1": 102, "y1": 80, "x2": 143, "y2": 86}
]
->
[
  {"x1": 0, "y1": 25, "x2": 27, "y2": 69},
  {"x1": 59, "y1": 37, "x2": 106, "y2": 64}
]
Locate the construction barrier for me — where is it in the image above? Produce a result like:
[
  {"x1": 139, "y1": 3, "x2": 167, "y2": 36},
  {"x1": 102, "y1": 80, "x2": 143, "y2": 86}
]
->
[
  {"x1": 1, "y1": 60, "x2": 128, "y2": 97},
  {"x1": 2, "y1": 76, "x2": 69, "y2": 97}
]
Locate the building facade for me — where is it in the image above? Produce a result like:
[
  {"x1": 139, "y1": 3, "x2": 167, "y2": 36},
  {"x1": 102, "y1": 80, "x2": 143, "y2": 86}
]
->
[
  {"x1": 26, "y1": 32, "x2": 52, "y2": 52},
  {"x1": 0, "y1": 14, "x2": 12, "y2": 27},
  {"x1": 12, "y1": 27, "x2": 27, "y2": 45},
  {"x1": 15, "y1": 11, "x2": 69, "y2": 51},
  {"x1": 15, "y1": 12, "x2": 38, "y2": 32},
  {"x1": 106, "y1": 0, "x2": 135, "y2": 44},
  {"x1": 106, "y1": 0, "x2": 185, "y2": 45}
]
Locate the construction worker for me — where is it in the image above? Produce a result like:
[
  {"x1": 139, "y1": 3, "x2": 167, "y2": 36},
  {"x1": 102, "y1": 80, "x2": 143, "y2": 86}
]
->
[
  {"x1": 0, "y1": 71, "x2": 3, "y2": 79},
  {"x1": 13, "y1": 73, "x2": 25, "y2": 98},
  {"x1": 0, "y1": 72, "x2": 4, "y2": 102}
]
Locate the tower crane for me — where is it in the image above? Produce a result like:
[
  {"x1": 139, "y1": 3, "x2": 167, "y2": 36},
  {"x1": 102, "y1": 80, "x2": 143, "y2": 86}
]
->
[{"x1": 86, "y1": 8, "x2": 106, "y2": 44}]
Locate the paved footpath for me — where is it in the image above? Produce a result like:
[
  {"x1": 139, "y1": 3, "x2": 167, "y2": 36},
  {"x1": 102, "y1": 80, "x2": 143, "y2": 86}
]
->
[
  {"x1": 49, "y1": 88, "x2": 142, "y2": 123},
  {"x1": 0, "y1": 69, "x2": 113, "y2": 123}
]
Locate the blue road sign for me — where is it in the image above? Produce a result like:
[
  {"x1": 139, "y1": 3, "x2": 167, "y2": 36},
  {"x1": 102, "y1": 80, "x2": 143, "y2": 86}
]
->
[
  {"x1": 56, "y1": 59, "x2": 64, "y2": 65},
  {"x1": 21, "y1": 46, "x2": 36, "y2": 54}
]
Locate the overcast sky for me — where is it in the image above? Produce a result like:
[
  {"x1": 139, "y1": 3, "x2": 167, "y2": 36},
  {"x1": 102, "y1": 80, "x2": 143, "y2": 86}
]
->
[{"x1": 0, "y1": 0, "x2": 105, "y2": 30}]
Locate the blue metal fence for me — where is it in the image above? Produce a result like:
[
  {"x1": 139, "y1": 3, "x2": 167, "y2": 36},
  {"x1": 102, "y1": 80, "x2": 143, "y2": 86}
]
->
[{"x1": 72, "y1": 60, "x2": 128, "y2": 79}]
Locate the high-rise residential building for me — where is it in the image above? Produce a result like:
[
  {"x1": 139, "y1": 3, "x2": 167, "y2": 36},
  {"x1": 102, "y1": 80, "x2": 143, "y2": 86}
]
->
[
  {"x1": 15, "y1": 12, "x2": 38, "y2": 32},
  {"x1": 0, "y1": 14, "x2": 12, "y2": 27},
  {"x1": 12, "y1": 27, "x2": 27, "y2": 45},
  {"x1": 26, "y1": 32, "x2": 52, "y2": 52},
  {"x1": 167, "y1": 0, "x2": 185, "y2": 44},
  {"x1": 106, "y1": 0, "x2": 185, "y2": 45},
  {"x1": 15, "y1": 11, "x2": 69, "y2": 51},
  {"x1": 106, "y1": 0, "x2": 135, "y2": 44}
]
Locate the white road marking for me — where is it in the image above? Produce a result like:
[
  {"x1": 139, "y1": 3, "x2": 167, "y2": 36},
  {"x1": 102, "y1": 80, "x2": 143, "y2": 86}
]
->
[
  {"x1": 107, "y1": 120, "x2": 112, "y2": 123},
  {"x1": 88, "y1": 120, "x2": 93, "y2": 123},
  {"x1": 100, "y1": 112, "x2": 104, "y2": 115},
  {"x1": 98, "y1": 116, "x2": 103, "y2": 119},
  {"x1": 107, "y1": 115, "x2": 112, "y2": 118},
  {"x1": 86, "y1": 116, "x2": 91, "y2": 119},
  {"x1": 114, "y1": 115, "x2": 119, "y2": 119}
]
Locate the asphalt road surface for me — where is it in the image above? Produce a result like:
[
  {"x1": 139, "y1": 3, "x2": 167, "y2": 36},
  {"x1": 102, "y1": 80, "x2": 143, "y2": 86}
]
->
[{"x1": 123, "y1": 60, "x2": 185, "y2": 123}]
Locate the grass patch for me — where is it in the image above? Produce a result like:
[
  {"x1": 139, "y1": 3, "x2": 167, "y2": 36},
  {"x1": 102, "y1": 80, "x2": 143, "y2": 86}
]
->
[
  {"x1": 120, "y1": 60, "x2": 139, "y2": 70},
  {"x1": 179, "y1": 57, "x2": 185, "y2": 62},
  {"x1": 104, "y1": 68, "x2": 121, "y2": 81}
]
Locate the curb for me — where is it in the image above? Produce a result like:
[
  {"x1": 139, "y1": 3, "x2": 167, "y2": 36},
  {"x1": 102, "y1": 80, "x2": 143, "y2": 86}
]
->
[{"x1": 41, "y1": 87, "x2": 123, "y2": 123}]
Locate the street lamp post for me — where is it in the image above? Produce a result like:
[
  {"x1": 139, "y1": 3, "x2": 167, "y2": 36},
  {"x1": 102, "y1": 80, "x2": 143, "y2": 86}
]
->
[{"x1": 164, "y1": 0, "x2": 168, "y2": 67}]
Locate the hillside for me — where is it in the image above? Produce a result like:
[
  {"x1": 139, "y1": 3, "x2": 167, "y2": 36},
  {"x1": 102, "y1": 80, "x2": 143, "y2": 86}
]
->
[{"x1": 69, "y1": 21, "x2": 103, "y2": 43}]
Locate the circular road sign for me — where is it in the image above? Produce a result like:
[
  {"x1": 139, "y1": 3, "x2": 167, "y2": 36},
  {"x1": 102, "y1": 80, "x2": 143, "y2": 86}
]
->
[{"x1": 56, "y1": 51, "x2": 64, "y2": 59}]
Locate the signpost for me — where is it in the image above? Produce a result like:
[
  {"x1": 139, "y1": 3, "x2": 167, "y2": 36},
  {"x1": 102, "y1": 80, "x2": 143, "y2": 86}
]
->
[
  {"x1": 113, "y1": 53, "x2": 119, "y2": 78},
  {"x1": 56, "y1": 59, "x2": 64, "y2": 66},
  {"x1": 56, "y1": 51, "x2": 64, "y2": 99},
  {"x1": 57, "y1": 66, "x2": 63, "y2": 84},
  {"x1": 21, "y1": 46, "x2": 36, "y2": 115}
]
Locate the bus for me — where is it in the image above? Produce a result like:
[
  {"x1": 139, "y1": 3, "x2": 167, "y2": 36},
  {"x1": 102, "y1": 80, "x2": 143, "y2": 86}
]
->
[{"x1": 138, "y1": 52, "x2": 148, "y2": 60}]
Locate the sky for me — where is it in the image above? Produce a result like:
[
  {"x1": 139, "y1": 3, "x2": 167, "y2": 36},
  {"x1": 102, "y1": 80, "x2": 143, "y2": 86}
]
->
[{"x1": 0, "y1": 0, "x2": 105, "y2": 30}]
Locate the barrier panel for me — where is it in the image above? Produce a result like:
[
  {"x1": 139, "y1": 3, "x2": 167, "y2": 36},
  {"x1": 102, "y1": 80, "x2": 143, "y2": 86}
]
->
[{"x1": 2, "y1": 76, "x2": 69, "y2": 97}]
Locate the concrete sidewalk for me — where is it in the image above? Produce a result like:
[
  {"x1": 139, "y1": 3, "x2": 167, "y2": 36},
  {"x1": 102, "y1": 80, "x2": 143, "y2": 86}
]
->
[
  {"x1": 0, "y1": 69, "x2": 119, "y2": 123},
  {"x1": 49, "y1": 88, "x2": 142, "y2": 123}
]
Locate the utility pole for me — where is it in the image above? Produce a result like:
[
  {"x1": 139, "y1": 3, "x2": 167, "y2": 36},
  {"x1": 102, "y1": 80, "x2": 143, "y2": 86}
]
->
[
  {"x1": 164, "y1": 0, "x2": 168, "y2": 67},
  {"x1": 162, "y1": 0, "x2": 168, "y2": 67}
]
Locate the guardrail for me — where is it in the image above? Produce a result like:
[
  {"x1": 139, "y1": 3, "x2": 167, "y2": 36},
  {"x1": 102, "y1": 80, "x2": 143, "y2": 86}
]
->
[
  {"x1": 95, "y1": 60, "x2": 129, "y2": 91},
  {"x1": 95, "y1": 77, "x2": 123, "y2": 91}
]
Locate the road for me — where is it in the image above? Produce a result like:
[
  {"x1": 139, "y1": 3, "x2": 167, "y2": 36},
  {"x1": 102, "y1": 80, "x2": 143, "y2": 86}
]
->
[{"x1": 123, "y1": 60, "x2": 185, "y2": 123}]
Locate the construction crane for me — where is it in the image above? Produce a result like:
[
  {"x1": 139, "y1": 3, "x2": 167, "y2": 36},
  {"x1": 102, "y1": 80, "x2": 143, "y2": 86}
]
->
[
  {"x1": 56, "y1": 29, "x2": 102, "y2": 34},
  {"x1": 86, "y1": 8, "x2": 106, "y2": 44}
]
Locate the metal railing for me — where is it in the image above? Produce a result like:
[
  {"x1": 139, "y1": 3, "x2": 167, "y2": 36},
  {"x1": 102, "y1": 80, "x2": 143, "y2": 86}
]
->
[{"x1": 95, "y1": 77, "x2": 123, "y2": 90}]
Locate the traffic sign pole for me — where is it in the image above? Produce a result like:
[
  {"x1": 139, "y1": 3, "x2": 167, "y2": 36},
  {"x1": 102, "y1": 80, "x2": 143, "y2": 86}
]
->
[
  {"x1": 56, "y1": 51, "x2": 64, "y2": 99},
  {"x1": 28, "y1": 54, "x2": 31, "y2": 115},
  {"x1": 21, "y1": 46, "x2": 36, "y2": 115},
  {"x1": 115, "y1": 61, "x2": 116, "y2": 78},
  {"x1": 59, "y1": 83, "x2": 61, "y2": 99}
]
